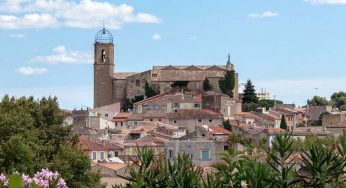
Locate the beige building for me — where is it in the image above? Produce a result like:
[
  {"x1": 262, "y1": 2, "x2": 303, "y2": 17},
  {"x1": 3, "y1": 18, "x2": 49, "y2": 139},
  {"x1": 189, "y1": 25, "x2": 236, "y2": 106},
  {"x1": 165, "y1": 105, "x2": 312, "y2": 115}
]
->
[{"x1": 93, "y1": 28, "x2": 239, "y2": 108}]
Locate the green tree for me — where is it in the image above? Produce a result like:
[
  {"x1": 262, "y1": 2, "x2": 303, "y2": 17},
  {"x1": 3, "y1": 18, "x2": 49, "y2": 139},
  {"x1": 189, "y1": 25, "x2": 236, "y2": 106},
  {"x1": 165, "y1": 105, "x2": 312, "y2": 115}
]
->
[
  {"x1": 265, "y1": 134, "x2": 299, "y2": 188},
  {"x1": 171, "y1": 81, "x2": 189, "y2": 88},
  {"x1": 218, "y1": 70, "x2": 235, "y2": 98},
  {"x1": 0, "y1": 96, "x2": 103, "y2": 187},
  {"x1": 241, "y1": 156, "x2": 274, "y2": 188},
  {"x1": 331, "y1": 91, "x2": 346, "y2": 111},
  {"x1": 280, "y1": 114, "x2": 288, "y2": 130},
  {"x1": 258, "y1": 99, "x2": 283, "y2": 110},
  {"x1": 203, "y1": 78, "x2": 213, "y2": 91},
  {"x1": 222, "y1": 119, "x2": 232, "y2": 131},
  {"x1": 144, "y1": 81, "x2": 158, "y2": 98},
  {"x1": 123, "y1": 95, "x2": 144, "y2": 112},
  {"x1": 307, "y1": 96, "x2": 331, "y2": 106},
  {"x1": 299, "y1": 145, "x2": 345, "y2": 187},
  {"x1": 242, "y1": 80, "x2": 258, "y2": 104}
]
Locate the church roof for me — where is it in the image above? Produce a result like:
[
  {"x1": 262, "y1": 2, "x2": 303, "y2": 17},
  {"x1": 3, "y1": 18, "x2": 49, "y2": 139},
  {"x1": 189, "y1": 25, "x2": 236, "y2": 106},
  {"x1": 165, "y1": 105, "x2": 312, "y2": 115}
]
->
[
  {"x1": 151, "y1": 70, "x2": 225, "y2": 82},
  {"x1": 113, "y1": 72, "x2": 138, "y2": 79}
]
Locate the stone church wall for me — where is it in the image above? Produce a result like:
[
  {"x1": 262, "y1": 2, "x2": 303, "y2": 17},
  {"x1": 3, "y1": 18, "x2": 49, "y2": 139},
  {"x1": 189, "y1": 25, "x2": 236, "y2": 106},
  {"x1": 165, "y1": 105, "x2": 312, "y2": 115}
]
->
[
  {"x1": 112, "y1": 79, "x2": 127, "y2": 104},
  {"x1": 126, "y1": 70, "x2": 151, "y2": 99}
]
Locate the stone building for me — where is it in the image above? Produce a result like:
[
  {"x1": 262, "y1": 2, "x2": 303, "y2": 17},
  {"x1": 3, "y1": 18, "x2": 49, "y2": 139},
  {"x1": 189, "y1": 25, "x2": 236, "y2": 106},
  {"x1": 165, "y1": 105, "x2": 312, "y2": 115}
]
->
[{"x1": 93, "y1": 28, "x2": 239, "y2": 108}]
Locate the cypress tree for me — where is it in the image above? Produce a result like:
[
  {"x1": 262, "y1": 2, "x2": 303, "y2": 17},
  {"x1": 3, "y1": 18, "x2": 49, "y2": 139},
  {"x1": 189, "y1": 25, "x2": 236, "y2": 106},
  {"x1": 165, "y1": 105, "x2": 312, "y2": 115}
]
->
[
  {"x1": 242, "y1": 79, "x2": 258, "y2": 104},
  {"x1": 219, "y1": 70, "x2": 235, "y2": 97},
  {"x1": 280, "y1": 114, "x2": 288, "y2": 130},
  {"x1": 203, "y1": 78, "x2": 213, "y2": 91}
]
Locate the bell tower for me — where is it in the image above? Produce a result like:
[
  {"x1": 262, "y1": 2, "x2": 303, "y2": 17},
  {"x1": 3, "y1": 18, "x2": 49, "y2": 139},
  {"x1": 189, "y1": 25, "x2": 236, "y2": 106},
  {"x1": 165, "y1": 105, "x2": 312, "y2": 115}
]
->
[{"x1": 94, "y1": 27, "x2": 114, "y2": 108}]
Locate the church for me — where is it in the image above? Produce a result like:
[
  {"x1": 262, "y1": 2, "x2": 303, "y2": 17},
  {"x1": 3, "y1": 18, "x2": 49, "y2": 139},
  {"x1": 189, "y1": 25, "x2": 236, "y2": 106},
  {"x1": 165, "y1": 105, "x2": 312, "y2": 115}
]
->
[{"x1": 93, "y1": 28, "x2": 239, "y2": 108}]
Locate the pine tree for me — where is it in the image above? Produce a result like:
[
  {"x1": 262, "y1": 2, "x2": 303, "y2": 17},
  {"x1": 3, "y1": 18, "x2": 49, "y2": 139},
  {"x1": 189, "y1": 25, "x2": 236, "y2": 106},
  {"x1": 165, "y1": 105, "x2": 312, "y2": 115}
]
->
[
  {"x1": 203, "y1": 78, "x2": 213, "y2": 91},
  {"x1": 242, "y1": 80, "x2": 258, "y2": 104},
  {"x1": 280, "y1": 114, "x2": 288, "y2": 130}
]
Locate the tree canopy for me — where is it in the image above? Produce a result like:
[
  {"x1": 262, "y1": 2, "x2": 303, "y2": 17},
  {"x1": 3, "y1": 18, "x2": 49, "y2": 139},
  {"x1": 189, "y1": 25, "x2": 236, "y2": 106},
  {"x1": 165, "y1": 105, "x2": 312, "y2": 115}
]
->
[
  {"x1": 307, "y1": 96, "x2": 331, "y2": 106},
  {"x1": 144, "y1": 81, "x2": 158, "y2": 98},
  {"x1": 218, "y1": 70, "x2": 235, "y2": 98},
  {"x1": 242, "y1": 80, "x2": 258, "y2": 104},
  {"x1": 0, "y1": 95, "x2": 102, "y2": 187},
  {"x1": 280, "y1": 114, "x2": 288, "y2": 130},
  {"x1": 331, "y1": 91, "x2": 346, "y2": 111},
  {"x1": 203, "y1": 78, "x2": 213, "y2": 91}
]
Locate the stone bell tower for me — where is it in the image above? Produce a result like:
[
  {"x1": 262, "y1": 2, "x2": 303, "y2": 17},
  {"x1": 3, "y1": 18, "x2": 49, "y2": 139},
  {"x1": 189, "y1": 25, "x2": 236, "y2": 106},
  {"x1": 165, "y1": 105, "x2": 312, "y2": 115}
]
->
[{"x1": 94, "y1": 27, "x2": 114, "y2": 108}]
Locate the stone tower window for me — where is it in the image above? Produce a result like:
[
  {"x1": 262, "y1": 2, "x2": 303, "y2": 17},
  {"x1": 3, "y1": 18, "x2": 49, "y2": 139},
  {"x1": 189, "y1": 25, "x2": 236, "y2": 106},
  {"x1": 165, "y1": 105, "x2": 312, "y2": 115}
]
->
[
  {"x1": 135, "y1": 79, "x2": 140, "y2": 87},
  {"x1": 102, "y1": 49, "x2": 106, "y2": 63}
]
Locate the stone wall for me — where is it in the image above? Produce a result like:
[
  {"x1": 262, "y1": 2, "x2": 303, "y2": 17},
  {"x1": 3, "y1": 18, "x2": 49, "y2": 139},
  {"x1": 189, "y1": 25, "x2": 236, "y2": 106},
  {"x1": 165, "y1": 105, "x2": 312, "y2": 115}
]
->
[
  {"x1": 126, "y1": 71, "x2": 151, "y2": 99},
  {"x1": 112, "y1": 79, "x2": 126, "y2": 104}
]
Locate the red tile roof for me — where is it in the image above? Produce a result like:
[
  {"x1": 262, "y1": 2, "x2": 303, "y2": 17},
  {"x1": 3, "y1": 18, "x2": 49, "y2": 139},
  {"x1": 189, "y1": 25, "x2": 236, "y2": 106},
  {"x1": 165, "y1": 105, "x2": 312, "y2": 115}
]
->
[{"x1": 208, "y1": 125, "x2": 231, "y2": 135}]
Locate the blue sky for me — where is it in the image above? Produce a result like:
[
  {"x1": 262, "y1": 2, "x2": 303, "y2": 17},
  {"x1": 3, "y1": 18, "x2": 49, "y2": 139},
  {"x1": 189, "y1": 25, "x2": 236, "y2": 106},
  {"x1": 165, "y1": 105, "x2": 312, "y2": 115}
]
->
[{"x1": 1, "y1": 0, "x2": 346, "y2": 109}]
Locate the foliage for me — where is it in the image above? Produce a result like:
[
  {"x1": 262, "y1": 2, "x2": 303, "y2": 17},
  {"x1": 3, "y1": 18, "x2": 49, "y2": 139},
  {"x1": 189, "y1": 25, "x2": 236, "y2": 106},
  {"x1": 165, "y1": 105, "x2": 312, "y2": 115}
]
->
[
  {"x1": 203, "y1": 78, "x2": 213, "y2": 91},
  {"x1": 307, "y1": 96, "x2": 331, "y2": 106},
  {"x1": 280, "y1": 114, "x2": 288, "y2": 130},
  {"x1": 299, "y1": 145, "x2": 345, "y2": 187},
  {"x1": 242, "y1": 102, "x2": 259, "y2": 112},
  {"x1": 258, "y1": 99, "x2": 283, "y2": 110},
  {"x1": 265, "y1": 134, "x2": 298, "y2": 188},
  {"x1": 113, "y1": 134, "x2": 346, "y2": 188},
  {"x1": 242, "y1": 79, "x2": 258, "y2": 104},
  {"x1": 171, "y1": 81, "x2": 189, "y2": 88},
  {"x1": 222, "y1": 119, "x2": 232, "y2": 131},
  {"x1": 331, "y1": 91, "x2": 346, "y2": 111},
  {"x1": 0, "y1": 95, "x2": 102, "y2": 187},
  {"x1": 144, "y1": 81, "x2": 159, "y2": 98},
  {"x1": 218, "y1": 70, "x2": 235, "y2": 98},
  {"x1": 123, "y1": 95, "x2": 144, "y2": 112}
]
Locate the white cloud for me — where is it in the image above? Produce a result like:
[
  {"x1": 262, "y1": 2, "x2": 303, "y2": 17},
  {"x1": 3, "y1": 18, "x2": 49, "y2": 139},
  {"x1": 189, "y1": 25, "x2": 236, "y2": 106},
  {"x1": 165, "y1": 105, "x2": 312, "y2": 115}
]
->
[
  {"x1": 249, "y1": 77, "x2": 346, "y2": 106},
  {"x1": 304, "y1": 0, "x2": 346, "y2": 4},
  {"x1": 31, "y1": 45, "x2": 93, "y2": 64},
  {"x1": 152, "y1": 34, "x2": 161, "y2": 40},
  {"x1": 248, "y1": 11, "x2": 279, "y2": 18},
  {"x1": 0, "y1": 0, "x2": 160, "y2": 29},
  {"x1": 8, "y1": 33, "x2": 26, "y2": 38},
  {"x1": 16, "y1": 66, "x2": 48, "y2": 75}
]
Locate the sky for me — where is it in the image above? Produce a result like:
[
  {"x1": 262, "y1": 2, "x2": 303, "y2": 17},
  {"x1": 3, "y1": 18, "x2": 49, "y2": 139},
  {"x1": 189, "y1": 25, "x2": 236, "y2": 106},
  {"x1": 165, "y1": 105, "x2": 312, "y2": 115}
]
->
[{"x1": 1, "y1": 0, "x2": 346, "y2": 109}]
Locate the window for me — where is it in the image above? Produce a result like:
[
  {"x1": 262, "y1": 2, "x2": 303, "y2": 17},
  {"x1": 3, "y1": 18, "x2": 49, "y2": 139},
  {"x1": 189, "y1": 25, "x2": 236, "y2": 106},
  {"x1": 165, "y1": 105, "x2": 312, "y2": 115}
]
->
[
  {"x1": 194, "y1": 103, "x2": 200, "y2": 108},
  {"x1": 92, "y1": 151, "x2": 97, "y2": 160},
  {"x1": 201, "y1": 150, "x2": 210, "y2": 160},
  {"x1": 150, "y1": 119, "x2": 153, "y2": 121},
  {"x1": 224, "y1": 145, "x2": 229, "y2": 151},
  {"x1": 108, "y1": 151, "x2": 113, "y2": 158},
  {"x1": 174, "y1": 120, "x2": 177, "y2": 124},
  {"x1": 152, "y1": 105, "x2": 157, "y2": 110},
  {"x1": 152, "y1": 74, "x2": 158, "y2": 78},
  {"x1": 134, "y1": 121, "x2": 138, "y2": 126},
  {"x1": 105, "y1": 114, "x2": 108, "y2": 117},
  {"x1": 198, "y1": 119, "x2": 202, "y2": 123},
  {"x1": 101, "y1": 49, "x2": 106, "y2": 63},
  {"x1": 100, "y1": 152, "x2": 104, "y2": 160},
  {"x1": 168, "y1": 149, "x2": 174, "y2": 159},
  {"x1": 135, "y1": 79, "x2": 140, "y2": 87},
  {"x1": 121, "y1": 122, "x2": 123, "y2": 126},
  {"x1": 159, "y1": 119, "x2": 162, "y2": 121},
  {"x1": 114, "y1": 151, "x2": 119, "y2": 157},
  {"x1": 173, "y1": 103, "x2": 180, "y2": 108},
  {"x1": 209, "y1": 119, "x2": 212, "y2": 123}
]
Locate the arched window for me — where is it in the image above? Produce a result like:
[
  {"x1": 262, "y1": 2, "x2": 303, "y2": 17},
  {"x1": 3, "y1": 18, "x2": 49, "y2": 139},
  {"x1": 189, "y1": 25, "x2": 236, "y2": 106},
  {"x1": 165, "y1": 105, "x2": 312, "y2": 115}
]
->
[
  {"x1": 135, "y1": 79, "x2": 140, "y2": 87},
  {"x1": 101, "y1": 49, "x2": 106, "y2": 63}
]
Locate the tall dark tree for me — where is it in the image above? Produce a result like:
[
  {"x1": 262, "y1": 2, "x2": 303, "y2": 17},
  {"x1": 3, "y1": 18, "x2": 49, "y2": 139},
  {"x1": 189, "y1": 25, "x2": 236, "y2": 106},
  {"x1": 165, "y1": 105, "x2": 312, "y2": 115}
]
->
[
  {"x1": 171, "y1": 81, "x2": 189, "y2": 88},
  {"x1": 280, "y1": 114, "x2": 288, "y2": 130},
  {"x1": 219, "y1": 70, "x2": 235, "y2": 98},
  {"x1": 222, "y1": 119, "x2": 232, "y2": 131},
  {"x1": 203, "y1": 78, "x2": 213, "y2": 91},
  {"x1": 144, "y1": 81, "x2": 158, "y2": 98},
  {"x1": 242, "y1": 80, "x2": 258, "y2": 104}
]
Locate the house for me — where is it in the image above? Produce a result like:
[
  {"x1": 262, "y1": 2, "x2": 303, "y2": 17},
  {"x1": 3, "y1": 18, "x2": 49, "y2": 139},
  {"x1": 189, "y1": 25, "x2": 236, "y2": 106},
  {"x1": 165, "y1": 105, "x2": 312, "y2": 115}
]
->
[
  {"x1": 195, "y1": 125, "x2": 231, "y2": 141},
  {"x1": 202, "y1": 91, "x2": 242, "y2": 118},
  {"x1": 269, "y1": 107, "x2": 299, "y2": 130},
  {"x1": 79, "y1": 136, "x2": 124, "y2": 162},
  {"x1": 164, "y1": 139, "x2": 229, "y2": 166},
  {"x1": 306, "y1": 105, "x2": 333, "y2": 121},
  {"x1": 91, "y1": 102, "x2": 121, "y2": 121},
  {"x1": 291, "y1": 127, "x2": 332, "y2": 141},
  {"x1": 165, "y1": 109, "x2": 223, "y2": 133},
  {"x1": 235, "y1": 112, "x2": 261, "y2": 125}
]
